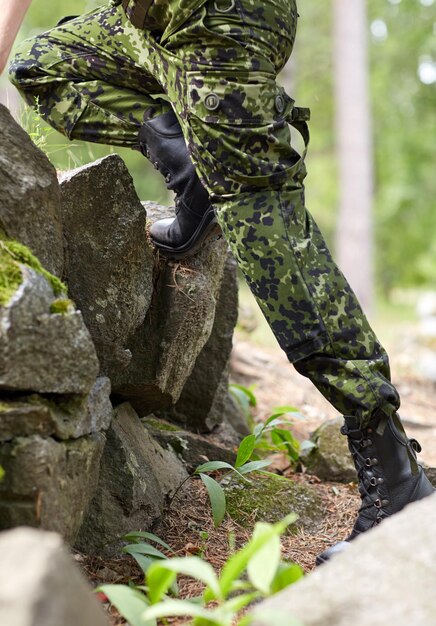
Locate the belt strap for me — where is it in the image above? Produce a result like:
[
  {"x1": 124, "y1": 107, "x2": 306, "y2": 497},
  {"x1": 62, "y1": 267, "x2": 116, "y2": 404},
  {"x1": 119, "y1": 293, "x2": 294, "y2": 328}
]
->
[{"x1": 121, "y1": 0, "x2": 154, "y2": 29}]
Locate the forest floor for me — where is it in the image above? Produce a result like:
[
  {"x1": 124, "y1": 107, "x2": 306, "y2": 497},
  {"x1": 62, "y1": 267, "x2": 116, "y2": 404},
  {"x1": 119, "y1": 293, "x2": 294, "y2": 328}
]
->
[{"x1": 78, "y1": 312, "x2": 436, "y2": 625}]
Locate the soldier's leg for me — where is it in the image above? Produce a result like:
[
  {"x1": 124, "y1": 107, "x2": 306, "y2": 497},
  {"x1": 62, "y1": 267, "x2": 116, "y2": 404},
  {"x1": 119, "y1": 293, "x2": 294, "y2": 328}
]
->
[
  {"x1": 159, "y1": 0, "x2": 399, "y2": 428},
  {"x1": 163, "y1": 0, "x2": 433, "y2": 562},
  {"x1": 9, "y1": 3, "x2": 169, "y2": 145}
]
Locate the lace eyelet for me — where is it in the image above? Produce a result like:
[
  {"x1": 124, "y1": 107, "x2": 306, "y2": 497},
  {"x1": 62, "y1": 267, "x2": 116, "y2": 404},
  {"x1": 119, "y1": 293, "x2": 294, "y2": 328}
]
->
[{"x1": 365, "y1": 457, "x2": 378, "y2": 467}]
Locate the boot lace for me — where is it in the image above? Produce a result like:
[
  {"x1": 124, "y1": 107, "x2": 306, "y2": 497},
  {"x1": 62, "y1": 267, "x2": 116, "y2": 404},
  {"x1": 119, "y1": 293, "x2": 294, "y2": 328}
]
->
[{"x1": 341, "y1": 423, "x2": 389, "y2": 526}]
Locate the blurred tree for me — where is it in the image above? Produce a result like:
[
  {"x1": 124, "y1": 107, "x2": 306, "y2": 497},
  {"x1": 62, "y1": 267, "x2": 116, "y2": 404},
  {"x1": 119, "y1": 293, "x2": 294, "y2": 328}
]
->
[{"x1": 333, "y1": 0, "x2": 374, "y2": 311}]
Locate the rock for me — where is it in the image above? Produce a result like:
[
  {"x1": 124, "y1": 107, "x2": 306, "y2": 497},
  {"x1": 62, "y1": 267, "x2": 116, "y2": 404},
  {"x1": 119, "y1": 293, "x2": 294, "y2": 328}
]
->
[
  {"x1": 0, "y1": 433, "x2": 105, "y2": 543},
  {"x1": 304, "y1": 417, "x2": 356, "y2": 483},
  {"x1": 143, "y1": 416, "x2": 238, "y2": 471},
  {"x1": 222, "y1": 391, "x2": 251, "y2": 437},
  {"x1": 113, "y1": 204, "x2": 228, "y2": 415},
  {"x1": 224, "y1": 473, "x2": 324, "y2": 533},
  {"x1": 252, "y1": 493, "x2": 436, "y2": 626},
  {"x1": 0, "y1": 528, "x2": 108, "y2": 626},
  {"x1": 0, "y1": 105, "x2": 63, "y2": 277},
  {"x1": 59, "y1": 155, "x2": 154, "y2": 381},
  {"x1": 0, "y1": 266, "x2": 99, "y2": 394},
  {"x1": 75, "y1": 403, "x2": 188, "y2": 555},
  {"x1": 0, "y1": 377, "x2": 113, "y2": 441},
  {"x1": 162, "y1": 253, "x2": 239, "y2": 432},
  {"x1": 424, "y1": 466, "x2": 436, "y2": 488}
]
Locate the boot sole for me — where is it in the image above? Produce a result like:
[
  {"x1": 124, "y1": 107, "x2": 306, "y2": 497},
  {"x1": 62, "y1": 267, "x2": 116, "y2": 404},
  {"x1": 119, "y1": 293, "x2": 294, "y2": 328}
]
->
[{"x1": 151, "y1": 208, "x2": 222, "y2": 260}]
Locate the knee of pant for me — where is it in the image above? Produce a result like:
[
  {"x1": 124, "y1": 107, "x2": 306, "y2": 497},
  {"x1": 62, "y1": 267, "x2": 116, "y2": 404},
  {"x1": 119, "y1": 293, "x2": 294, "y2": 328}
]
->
[{"x1": 8, "y1": 36, "x2": 47, "y2": 89}]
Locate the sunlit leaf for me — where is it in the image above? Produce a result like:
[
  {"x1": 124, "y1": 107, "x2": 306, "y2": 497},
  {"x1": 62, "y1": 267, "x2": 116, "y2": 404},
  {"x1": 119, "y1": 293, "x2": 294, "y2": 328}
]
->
[
  {"x1": 247, "y1": 525, "x2": 281, "y2": 594},
  {"x1": 148, "y1": 558, "x2": 222, "y2": 600},
  {"x1": 235, "y1": 435, "x2": 256, "y2": 467},
  {"x1": 195, "y1": 461, "x2": 235, "y2": 474},
  {"x1": 270, "y1": 562, "x2": 304, "y2": 594},
  {"x1": 238, "y1": 460, "x2": 272, "y2": 475},
  {"x1": 200, "y1": 473, "x2": 226, "y2": 528},
  {"x1": 97, "y1": 584, "x2": 154, "y2": 626}
]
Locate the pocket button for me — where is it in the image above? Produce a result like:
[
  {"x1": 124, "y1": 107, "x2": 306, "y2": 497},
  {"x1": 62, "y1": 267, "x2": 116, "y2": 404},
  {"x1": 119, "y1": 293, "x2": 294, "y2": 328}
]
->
[
  {"x1": 275, "y1": 94, "x2": 285, "y2": 114},
  {"x1": 205, "y1": 93, "x2": 220, "y2": 111}
]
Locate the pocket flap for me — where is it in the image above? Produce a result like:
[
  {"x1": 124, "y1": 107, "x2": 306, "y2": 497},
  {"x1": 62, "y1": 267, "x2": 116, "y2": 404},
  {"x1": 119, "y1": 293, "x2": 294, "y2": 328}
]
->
[{"x1": 187, "y1": 70, "x2": 294, "y2": 125}]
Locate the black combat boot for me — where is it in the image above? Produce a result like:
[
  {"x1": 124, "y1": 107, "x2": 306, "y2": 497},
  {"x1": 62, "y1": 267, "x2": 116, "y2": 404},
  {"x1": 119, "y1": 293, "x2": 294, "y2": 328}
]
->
[
  {"x1": 138, "y1": 111, "x2": 219, "y2": 259},
  {"x1": 316, "y1": 413, "x2": 434, "y2": 565}
]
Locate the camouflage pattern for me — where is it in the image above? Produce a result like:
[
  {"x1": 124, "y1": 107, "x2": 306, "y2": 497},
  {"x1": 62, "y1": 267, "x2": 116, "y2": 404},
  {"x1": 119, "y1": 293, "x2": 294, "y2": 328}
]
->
[{"x1": 9, "y1": 0, "x2": 401, "y2": 427}]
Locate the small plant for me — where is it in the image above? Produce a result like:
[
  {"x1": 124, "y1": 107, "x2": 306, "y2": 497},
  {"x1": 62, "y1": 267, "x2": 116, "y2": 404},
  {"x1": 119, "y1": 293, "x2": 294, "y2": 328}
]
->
[
  {"x1": 230, "y1": 384, "x2": 316, "y2": 467},
  {"x1": 98, "y1": 515, "x2": 304, "y2": 626}
]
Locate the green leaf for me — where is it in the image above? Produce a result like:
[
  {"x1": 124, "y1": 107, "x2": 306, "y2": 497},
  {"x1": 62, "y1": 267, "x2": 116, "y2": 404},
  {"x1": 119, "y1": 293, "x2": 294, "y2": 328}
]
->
[
  {"x1": 195, "y1": 461, "x2": 236, "y2": 474},
  {"x1": 270, "y1": 428, "x2": 301, "y2": 461},
  {"x1": 142, "y1": 599, "x2": 218, "y2": 623},
  {"x1": 122, "y1": 531, "x2": 174, "y2": 553},
  {"x1": 270, "y1": 405, "x2": 299, "y2": 414},
  {"x1": 238, "y1": 460, "x2": 272, "y2": 475},
  {"x1": 219, "y1": 514, "x2": 297, "y2": 597},
  {"x1": 148, "y1": 558, "x2": 222, "y2": 600},
  {"x1": 97, "y1": 584, "x2": 154, "y2": 626},
  {"x1": 200, "y1": 473, "x2": 226, "y2": 527},
  {"x1": 270, "y1": 562, "x2": 304, "y2": 594},
  {"x1": 0, "y1": 465, "x2": 4, "y2": 482},
  {"x1": 247, "y1": 524, "x2": 281, "y2": 594},
  {"x1": 299, "y1": 439, "x2": 317, "y2": 456},
  {"x1": 130, "y1": 553, "x2": 154, "y2": 575},
  {"x1": 147, "y1": 567, "x2": 177, "y2": 605},
  {"x1": 253, "y1": 423, "x2": 265, "y2": 438},
  {"x1": 122, "y1": 543, "x2": 167, "y2": 560},
  {"x1": 230, "y1": 383, "x2": 257, "y2": 407},
  {"x1": 235, "y1": 435, "x2": 256, "y2": 467}
]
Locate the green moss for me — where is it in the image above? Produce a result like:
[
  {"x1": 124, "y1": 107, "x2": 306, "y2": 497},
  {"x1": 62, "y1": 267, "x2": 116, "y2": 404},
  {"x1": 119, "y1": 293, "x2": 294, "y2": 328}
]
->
[
  {"x1": 50, "y1": 298, "x2": 74, "y2": 315},
  {"x1": 143, "y1": 417, "x2": 180, "y2": 432},
  {"x1": 224, "y1": 473, "x2": 324, "y2": 533},
  {"x1": 0, "y1": 247, "x2": 23, "y2": 306},
  {"x1": 0, "y1": 232, "x2": 67, "y2": 306}
]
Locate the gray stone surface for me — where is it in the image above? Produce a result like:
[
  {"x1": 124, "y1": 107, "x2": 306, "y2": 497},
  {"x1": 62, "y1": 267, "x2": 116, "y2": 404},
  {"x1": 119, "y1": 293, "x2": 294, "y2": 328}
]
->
[
  {"x1": 143, "y1": 416, "x2": 238, "y2": 471},
  {"x1": 76, "y1": 403, "x2": 187, "y2": 555},
  {"x1": 59, "y1": 155, "x2": 154, "y2": 381},
  {"x1": 0, "y1": 105, "x2": 63, "y2": 277},
  {"x1": 162, "y1": 253, "x2": 239, "y2": 432},
  {"x1": 113, "y1": 205, "x2": 228, "y2": 415},
  {"x1": 0, "y1": 432, "x2": 105, "y2": 543},
  {"x1": 304, "y1": 417, "x2": 356, "y2": 483},
  {"x1": 0, "y1": 377, "x2": 113, "y2": 441},
  {"x1": 252, "y1": 493, "x2": 436, "y2": 626},
  {"x1": 0, "y1": 528, "x2": 108, "y2": 626},
  {"x1": 0, "y1": 266, "x2": 99, "y2": 394}
]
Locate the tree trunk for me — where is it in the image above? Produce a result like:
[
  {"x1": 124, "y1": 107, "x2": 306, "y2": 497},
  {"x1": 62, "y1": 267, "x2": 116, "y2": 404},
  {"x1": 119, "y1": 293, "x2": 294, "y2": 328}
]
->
[{"x1": 333, "y1": 0, "x2": 374, "y2": 311}]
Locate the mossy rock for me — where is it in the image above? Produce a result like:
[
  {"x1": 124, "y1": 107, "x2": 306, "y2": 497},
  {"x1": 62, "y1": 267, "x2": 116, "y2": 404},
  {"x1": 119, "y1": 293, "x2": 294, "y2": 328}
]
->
[
  {"x1": 0, "y1": 233, "x2": 67, "y2": 307},
  {"x1": 225, "y1": 473, "x2": 324, "y2": 533},
  {"x1": 143, "y1": 417, "x2": 181, "y2": 432},
  {"x1": 304, "y1": 418, "x2": 356, "y2": 483}
]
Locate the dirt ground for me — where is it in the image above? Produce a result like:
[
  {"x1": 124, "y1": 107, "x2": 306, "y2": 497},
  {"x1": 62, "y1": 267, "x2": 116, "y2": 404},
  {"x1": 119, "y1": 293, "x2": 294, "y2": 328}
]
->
[{"x1": 81, "y1": 323, "x2": 435, "y2": 625}]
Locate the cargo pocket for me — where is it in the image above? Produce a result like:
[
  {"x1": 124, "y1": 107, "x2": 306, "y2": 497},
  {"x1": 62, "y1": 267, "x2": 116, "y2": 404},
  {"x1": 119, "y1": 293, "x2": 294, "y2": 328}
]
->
[{"x1": 185, "y1": 70, "x2": 304, "y2": 194}]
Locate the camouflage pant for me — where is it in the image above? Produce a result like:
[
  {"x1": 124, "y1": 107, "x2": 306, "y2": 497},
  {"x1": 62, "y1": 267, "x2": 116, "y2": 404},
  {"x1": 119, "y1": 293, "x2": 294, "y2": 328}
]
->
[{"x1": 9, "y1": 0, "x2": 401, "y2": 427}]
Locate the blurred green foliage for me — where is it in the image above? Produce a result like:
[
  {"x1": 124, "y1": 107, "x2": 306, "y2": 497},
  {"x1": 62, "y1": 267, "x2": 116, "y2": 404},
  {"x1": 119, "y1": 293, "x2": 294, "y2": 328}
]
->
[
  {"x1": 295, "y1": 0, "x2": 436, "y2": 292},
  {"x1": 1, "y1": 0, "x2": 435, "y2": 291}
]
